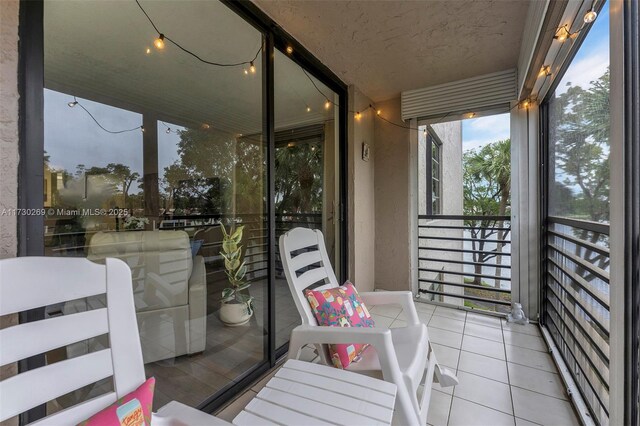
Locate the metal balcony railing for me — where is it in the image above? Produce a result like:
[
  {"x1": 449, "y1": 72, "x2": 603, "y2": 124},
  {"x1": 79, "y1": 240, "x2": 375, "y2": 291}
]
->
[
  {"x1": 417, "y1": 215, "x2": 512, "y2": 313},
  {"x1": 543, "y1": 216, "x2": 610, "y2": 425}
]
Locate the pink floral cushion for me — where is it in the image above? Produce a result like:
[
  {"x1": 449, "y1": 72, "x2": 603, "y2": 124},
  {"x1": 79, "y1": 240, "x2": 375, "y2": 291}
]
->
[
  {"x1": 78, "y1": 377, "x2": 155, "y2": 426},
  {"x1": 305, "y1": 282, "x2": 375, "y2": 369}
]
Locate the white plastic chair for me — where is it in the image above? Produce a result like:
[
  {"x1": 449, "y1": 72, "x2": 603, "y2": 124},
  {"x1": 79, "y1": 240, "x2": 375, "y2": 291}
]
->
[
  {"x1": 0, "y1": 256, "x2": 228, "y2": 425},
  {"x1": 279, "y1": 228, "x2": 458, "y2": 426}
]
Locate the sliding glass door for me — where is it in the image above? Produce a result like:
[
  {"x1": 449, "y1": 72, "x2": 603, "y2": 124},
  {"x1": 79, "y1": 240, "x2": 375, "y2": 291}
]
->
[{"x1": 25, "y1": 0, "x2": 347, "y2": 420}]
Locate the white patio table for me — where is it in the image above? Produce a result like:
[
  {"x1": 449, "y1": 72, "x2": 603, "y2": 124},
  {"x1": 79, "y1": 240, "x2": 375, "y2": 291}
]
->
[{"x1": 233, "y1": 359, "x2": 397, "y2": 426}]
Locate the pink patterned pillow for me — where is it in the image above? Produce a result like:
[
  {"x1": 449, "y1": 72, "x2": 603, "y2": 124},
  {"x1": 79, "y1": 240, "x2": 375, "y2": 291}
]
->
[
  {"x1": 78, "y1": 377, "x2": 155, "y2": 426},
  {"x1": 305, "y1": 281, "x2": 375, "y2": 369}
]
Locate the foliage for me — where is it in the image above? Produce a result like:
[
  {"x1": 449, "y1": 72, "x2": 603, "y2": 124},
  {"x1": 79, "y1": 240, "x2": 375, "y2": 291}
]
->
[
  {"x1": 275, "y1": 143, "x2": 323, "y2": 214},
  {"x1": 549, "y1": 69, "x2": 610, "y2": 222},
  {"x1": 219, "y1": 223, "x2": 253, "y2": 312},
  {"x1": 463, "y1": 139, "x2": 511, "y2": 286}
]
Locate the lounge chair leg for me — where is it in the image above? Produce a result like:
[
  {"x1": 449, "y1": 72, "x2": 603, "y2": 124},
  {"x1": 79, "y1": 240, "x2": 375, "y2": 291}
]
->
[{"x1": 434, "y1": 364, "x2": 459, "y2": 387}]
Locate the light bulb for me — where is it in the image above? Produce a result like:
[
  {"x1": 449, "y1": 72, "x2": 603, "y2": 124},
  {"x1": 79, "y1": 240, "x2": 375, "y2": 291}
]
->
[
  {"x1": 376, "y1": 109, "x2": 381, "y2": 115},
  {"x1": 146, "y1": 47, "x2": 151, "y2": 55},
  {"x1": 141, "y1": 126, "x2": 145, "y2": 132},
  {"x1": 287, "y1": 142, "x2": 295, "y2": 148},
  {"x1": 539, "y1": 65, "x2": 551, "y2": 77},
  {"x1": 306, "y1": 106, "x2": 311, "y2": 112},
  {"x1": 355, "y1": 111, "x2": 361, "y2": 120},
  {"x1": 311, "y1": 146, "x2": 316, "y2": 151},
  {"x1": 249, "y1": 61, "x2": 256, "y2": 74},
  {"x1": 584, "y1": 9, "x2": 597, "y2": 23},
  {"x1": 555, "y1": 26, "x2": 569, "y2": 42},
  {"x1": 423, "y1": 129, "x2": 427, "y2": 137},
  {"x1": 286, "y1": 46, "x2": 293, "y2": 54},
  {"x1": 521, "y1": 100, "x2": 530, "y2": 109},
  {"x1": 202, "y1": 123, "x2": 210, "y2": 130},
  {"x1": 324, "y1": 100, "x2": 331, "y2": 110},
  {"x1": 154, "y1": 34, "x2": 165, "y2": 50},
  {"x1": 468, "y1": 112, "x2": 476, "y2": 118},
  {"x1": 244, "y1": 68, "x2": 249, "y2": 75},
  {"x1": 68, "y1": 101, "x2": 78, "y2": 108},
  {"x1": 166, "y1": 128, "x2": 171, "y2": 134}
]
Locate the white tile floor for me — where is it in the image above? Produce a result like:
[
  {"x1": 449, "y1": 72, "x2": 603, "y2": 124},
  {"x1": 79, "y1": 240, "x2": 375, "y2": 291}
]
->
[{"x1": 216, "y1": 302, "x2": 580, "y2": 426}]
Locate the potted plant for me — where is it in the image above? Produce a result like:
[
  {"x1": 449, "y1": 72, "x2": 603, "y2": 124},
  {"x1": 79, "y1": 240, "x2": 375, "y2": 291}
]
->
[{"x1": 218, "y1": 223, "x2": 254, "y2": 326}]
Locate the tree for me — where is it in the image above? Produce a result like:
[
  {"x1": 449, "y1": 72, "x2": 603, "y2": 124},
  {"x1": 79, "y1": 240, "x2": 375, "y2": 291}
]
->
[
  {"x1": 550, "y1": 69, "x2": 610, "y2": 223},
  {"x1": 463, "y1": 139, "x2": 511, "y2": 287},
  {"x1": 275, "y1": 143, "x2": 323, "y2": 215}
]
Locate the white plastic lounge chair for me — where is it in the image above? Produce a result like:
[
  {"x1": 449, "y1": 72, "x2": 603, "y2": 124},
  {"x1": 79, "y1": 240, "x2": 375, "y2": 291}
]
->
[
  {"x1": 0, "y1": 256, "x2": 227, "y2": 425},
  {"x1": 279, "y1": 228, "x2": 458, "y2": 426}
]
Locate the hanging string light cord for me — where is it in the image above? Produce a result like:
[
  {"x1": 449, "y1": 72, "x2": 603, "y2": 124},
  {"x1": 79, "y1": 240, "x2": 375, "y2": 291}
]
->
[
  {"x1": 69, "y1": 97, "x2": 143, "y2": 134},
  {"x1": 135, "y1": 0, "x2": 262, "y2": 67}
]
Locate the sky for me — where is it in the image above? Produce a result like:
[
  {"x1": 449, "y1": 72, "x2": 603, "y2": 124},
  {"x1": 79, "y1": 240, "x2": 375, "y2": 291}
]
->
[
  {"x1": 462, "y1": 113, "x2": 510, "y2": 152},
  {"x1": 461, "y1": 2, "x2": 609, "y2": 151}
]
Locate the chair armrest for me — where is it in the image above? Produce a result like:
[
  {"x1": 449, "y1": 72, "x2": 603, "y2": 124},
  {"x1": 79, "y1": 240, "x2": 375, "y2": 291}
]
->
[
  {"x1": 359, "y1": 291, "x2": 420, "y2": 325},
  {"x1": 187, "y1": 255, "x2": 207, "y2": 354},
  {"x1": 287, "y1": 325, "x2": 402, "y2": 381}
]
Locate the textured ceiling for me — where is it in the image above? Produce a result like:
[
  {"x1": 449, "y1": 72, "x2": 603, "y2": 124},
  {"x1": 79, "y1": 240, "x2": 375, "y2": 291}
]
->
[
  {"x1": 254, "y1": 0, "x2": 532, "y2": 101},
  {"x1": 44, "y1": 1, "x2": 336, "y2": 135}
]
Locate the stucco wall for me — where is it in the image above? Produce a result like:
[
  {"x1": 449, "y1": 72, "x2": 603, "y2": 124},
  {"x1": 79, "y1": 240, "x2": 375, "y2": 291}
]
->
[
  {"x1": 347, "y1": 86, "x2": 375, "y2": 292},
  {"x1": 0, "y1": 0, "x2": 19, "y2": 261},
  {"x1": 417, "y1": 121, "x2": 464, "y2": 305},
  {"x1": 373, "y1": 97, "x2": 412, "y2": 291},
  {"x1": 0, "y1": 1, "x2": 20, "y2": 424}
]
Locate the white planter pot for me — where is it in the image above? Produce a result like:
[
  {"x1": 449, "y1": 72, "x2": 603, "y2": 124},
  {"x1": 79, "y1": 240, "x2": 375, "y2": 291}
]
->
[{"x1": 220, "y1": 301, "x2": 252, "y2": 326}]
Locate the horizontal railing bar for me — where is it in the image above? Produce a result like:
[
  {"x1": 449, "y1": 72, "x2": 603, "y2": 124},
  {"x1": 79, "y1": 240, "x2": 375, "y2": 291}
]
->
[
  {"x1": 418, "y1": 224, "x2": 511, "y2": 232},
  {"x1": 420, "y1": 278, "x2": 511, "y2": 293},
  {"x1": 545, "y1": 303, "x2": 611, "y2": 397},
  {"x1": 419, "y1": 267, "x2": 511, "y2": 281},
  {"x1": 548, "y1": 244, "x2": 610, "y2": 283},
  {"x1": 418, "y1": 246, "x2": 511, "y2": 256},
  {"x1": 418, "y1": 235, "x2": 511, "y2": 244},
  {"x1": 418, "y1": 288, "x2": 511, "y2": 306},
  {"x1": 548, "y1": 229, "x2": 610, "y2": 257},
  {"x1": 419, "y1": 257, "x2": 511, "y2": 269},
  {"x1": 547, "y1": 270, "x2": 610, "y2": 334},
  {"x1": 545, "y1": 314, "x2": 611, "y2": 417},
  {"x1": 420, "y1": 214, "x2": 510, "y2": 221},
  {"x1": 548, "y1": 216, "x2": 610, "y2": 235},
  {"x1": 545, "y1": 278, "x2": 611, "y2": 357},
  {"x1": 547, "y1": 257, "x2": 610, "y2": 310}
]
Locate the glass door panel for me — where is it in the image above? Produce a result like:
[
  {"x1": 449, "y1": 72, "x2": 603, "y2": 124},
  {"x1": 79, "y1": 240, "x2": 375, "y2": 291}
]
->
[
  {"x1": 273, "y1": 50, "x2": 342, "y2": 348},
  {"x1": 43, "y1": 0, "x2": 266, "y2": 411}
]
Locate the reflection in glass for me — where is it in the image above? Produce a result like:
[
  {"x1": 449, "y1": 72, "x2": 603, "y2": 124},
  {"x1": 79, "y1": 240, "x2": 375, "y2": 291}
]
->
[
  {"x1": 274, "y1": 50, "x2": 341, "y2": 349},
  {"x1": 43, "y1": 0, "x2": 266, "y2": 412}
]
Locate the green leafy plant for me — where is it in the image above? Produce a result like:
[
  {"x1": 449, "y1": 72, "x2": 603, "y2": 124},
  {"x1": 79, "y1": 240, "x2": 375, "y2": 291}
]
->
[{"x1": 220, "y1": 223, "x2": 253, "y2": 314}]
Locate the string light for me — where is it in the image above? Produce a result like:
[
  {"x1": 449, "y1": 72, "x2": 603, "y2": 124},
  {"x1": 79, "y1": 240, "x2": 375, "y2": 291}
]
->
[
  {"x1": 68, "y1": 99, "x2": 78, "y2": 108},
  {"x1": 202, "y1": 123, "x2": 210, "y2": 130},
  {"x1": 141, "y1": 125, "x2": 145, "y2": 132},
  {"x1": 376, "y1": 109, "x2": 382, "y2": 116},
  {"x1": 146, "y1": 47, "x2": 151, "y2": 55},
  {"x1": 306, "y1": 106, "x2": 311, "y2": 112},
  {"x1": 539, "y1": 65, "x2": 551, "y2": 77},
  {"x1": 67, "y1": 97, "x2": 144, "y2": 134},
  {"x1": 244, "y1": 68, "x2": 249, "y2": 75},
  {"x1": 583, "y1": 9, "x2": 597, "y2": 23},
  {"x1": 554, "y1": 25, "x2": 571, "y2": 42},
  {"x1": 249, "y1": 61, "x2": 256, "y2": 74},
  {"x1": 154, "y1": 34, "x2": 165, "y2": 50},
  {"x1": 324, "y1": 100, "x2": 331, "y2": 110},
  {"x1": 467, "y1": 112, "x2": 476, "y2": 118},
  {"x1": 355, "y1": 111, "x2": 361, "y2": 120},
  {"x1": 166, "y1": 128, "x2": 171, "y2": 134},
  {"x1": 136, "y1": 0, "x2": 262, "y2": 68},
  {"x1": 286, "y1": 46, "x2": 294, "y2": 54}
]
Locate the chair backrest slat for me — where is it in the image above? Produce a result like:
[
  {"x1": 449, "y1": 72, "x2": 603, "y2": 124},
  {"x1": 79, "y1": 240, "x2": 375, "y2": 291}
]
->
[
  {"x1": 0, "y1": 349, "x2": 114, "y2": 421},
  {"x1": 0, "y1": 308, "x2": 109, "y2": 366},
  {"x1": 0, "y1": 257, "x2": 106, "y2": 316},
  {"x1": 278, "y1": 228, "x2": 339, "y2": 327},
  {"x1": 289, "y1": 250, "x2": 323, "y2": 272},
  {"x1": 31, "y1": 392, "x2": 118, "y2": 426},
  {"x1": 0, "y1": 257, "x2": 146, "y2": 423}
]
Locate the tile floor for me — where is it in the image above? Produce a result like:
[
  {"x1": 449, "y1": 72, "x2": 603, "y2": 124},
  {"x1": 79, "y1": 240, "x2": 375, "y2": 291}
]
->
[{"x1": 216, "y1": 302, "x2": 581, "y2": 426}]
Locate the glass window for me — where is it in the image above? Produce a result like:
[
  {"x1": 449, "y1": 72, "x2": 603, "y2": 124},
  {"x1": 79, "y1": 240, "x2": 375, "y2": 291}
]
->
[
  {"x1": 430, "y1": 134, "x2": 442, "y2": 215},
  {"x1": 544, "y1": 2, "x2": 610, "y2": 424},
  {"x1": 273, "y1": 49, "x2": 342, "y2": 349},
  {"x1": 43, "y1": 0, "x2": 266, "y2": 412}
]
